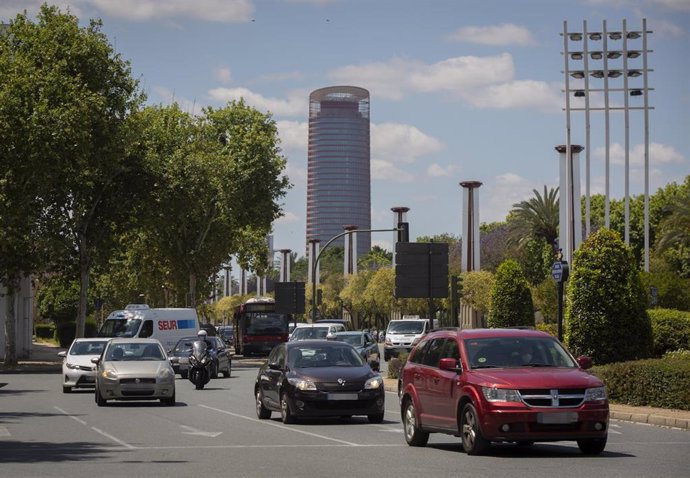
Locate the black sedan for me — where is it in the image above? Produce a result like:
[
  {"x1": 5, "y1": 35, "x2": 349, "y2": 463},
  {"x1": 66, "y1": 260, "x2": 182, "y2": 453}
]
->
[
  {"x1": 333, "y1": 331, "x2": 381, "y2": 370},
  {"x1": 168, "y1": 336, "x2": 232, "y2": 379},
  {"x1": 254, "y1": 340, "x2": 385, "y2": 424}
]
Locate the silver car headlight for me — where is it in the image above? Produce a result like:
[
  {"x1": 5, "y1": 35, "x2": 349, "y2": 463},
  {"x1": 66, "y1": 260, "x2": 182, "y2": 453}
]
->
[
  {"x1": 482, "y1": 386, "x2": 522, "y2": 403},
  {"x1": 65, "y1": 362, "x2": 80, "y2": 370},
  {"x1": 584, "y1": 386, "x2": 607, "y2": 402},
  {"x1": 288, "y1": 377, "x2": 317, "y2": 391},
  {"x1": 157, "y1": 368, "x2": 175, "y2": 382},
  {"x1": 364, "y1": 376, "x2": 383, "y2": 390},
  {"x1": 101, "y1": 369, "x2": 119, "y2": 380}
]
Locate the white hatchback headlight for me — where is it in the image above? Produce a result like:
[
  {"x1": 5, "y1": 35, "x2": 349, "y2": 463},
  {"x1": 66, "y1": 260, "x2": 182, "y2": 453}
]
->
[
  {"x1": 288, "y1": 377, "x2": 317, "y2": 391},
  {"x1": 364, "y1": 376, "x2": 383, "y2": 389},
  {"x1": 65, "y1": 362, "x2": 80, "y2": 370},
  {"x1": 584, "y1": 386, "x2": 607, "y2": 402},
  {"x1": 482, "y1": 387, "x2": 522, "y2": 403}
]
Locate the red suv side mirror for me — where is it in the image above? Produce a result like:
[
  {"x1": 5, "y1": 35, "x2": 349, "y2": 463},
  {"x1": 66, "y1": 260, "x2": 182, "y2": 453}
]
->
[
  {"x1": 438, "y1": 358, "x2": 460, "y2": 371},
  {"x1": 576, "y1": 355, "x2": 593, "y2": 370}
]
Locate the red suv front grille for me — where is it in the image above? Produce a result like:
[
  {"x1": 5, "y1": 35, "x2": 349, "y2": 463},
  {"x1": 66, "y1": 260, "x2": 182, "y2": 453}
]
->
[{"x1": 519, "y1": 389, "x2": 586, "y2": 408}]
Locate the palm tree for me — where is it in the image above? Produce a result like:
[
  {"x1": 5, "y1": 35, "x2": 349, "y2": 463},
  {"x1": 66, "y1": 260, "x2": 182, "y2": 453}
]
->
[
  {"x1": 655, "y1": 191, "x2": 690, "y2": 252},
  {"x1": 509, "y1": 186, "x2": 560, "y2": 247}
]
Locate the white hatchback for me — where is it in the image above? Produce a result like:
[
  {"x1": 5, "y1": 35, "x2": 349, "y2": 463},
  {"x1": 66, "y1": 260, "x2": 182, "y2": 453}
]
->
[
  {"x1": 58, "y1": 338, "x2": 111, "y2": 393},
  {"x1": 288, "y1": 323, "x2": 346, "y2": 341}
]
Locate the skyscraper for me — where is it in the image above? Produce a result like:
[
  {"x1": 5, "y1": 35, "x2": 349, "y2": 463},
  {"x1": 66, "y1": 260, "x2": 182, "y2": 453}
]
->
[{"x1": 306, "y1": 86, "x2": 371, "y2": 257}]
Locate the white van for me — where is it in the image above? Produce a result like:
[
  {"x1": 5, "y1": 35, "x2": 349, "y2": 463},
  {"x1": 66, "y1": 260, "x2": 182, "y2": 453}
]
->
[
  {"x1": 97, "y1": 304, "x2": 200, "y2": 351},
  {"x1": 383, "y1": 317, "x2": 430, "y2": 361}
]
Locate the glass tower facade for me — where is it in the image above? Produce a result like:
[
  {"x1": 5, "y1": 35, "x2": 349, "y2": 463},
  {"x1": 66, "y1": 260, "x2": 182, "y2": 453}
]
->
[{"x1": 306, "y1": 86, "x2": 371, "y2": 257}]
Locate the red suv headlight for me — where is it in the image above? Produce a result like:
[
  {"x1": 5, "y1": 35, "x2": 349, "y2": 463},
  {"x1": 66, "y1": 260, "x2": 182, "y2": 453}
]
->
[{"x1": 482, "y1": 387, "x2": 522, "y2": 403}]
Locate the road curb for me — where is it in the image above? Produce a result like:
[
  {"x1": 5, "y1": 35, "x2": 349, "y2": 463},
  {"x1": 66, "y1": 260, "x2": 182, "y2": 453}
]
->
[{"x1": 610, "y1": 410, "x2": 690, "y2": 430}]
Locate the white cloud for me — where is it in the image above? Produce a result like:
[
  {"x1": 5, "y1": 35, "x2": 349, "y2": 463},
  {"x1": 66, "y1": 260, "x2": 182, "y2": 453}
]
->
[
  {"x1": 595, "y1": 142, "x2": 686, "y2": 166},
  {"x1": 215, "y1": 67, "x2": 232, "y2": 84},
  {"x1": 427, "y1": 163, "x2": 460, "y2": 178},
  {"x1": 371, "y1": 123, "x2": 444, "y2": 164},
  {"x1": 329, "y1": 54, "x2": 560, "y2": 111},
  {"x1": 276, "y1": 120, "x2": 308, "y2": 152},
  {"x1": 207, "y1": 87, "x2": 307, "y2": 116},
  {"x1": 151, "y1": 85, "x2": 200, "y2": 114},
  {"x1": 275, "y1": 211, "x2": 300, "y2": 225},
  {"x1": 89, "y1": 0, "x2": 253, "y2": 22},
  {"x1": 483, "y1": 173, "x2": 540, "y2": 223},
  {"x1": 446, "y1": 24, "x2": 538, "y2": 46},
  {"x1": 371, "y1": 159, "x2": 414, "y2": 182}
]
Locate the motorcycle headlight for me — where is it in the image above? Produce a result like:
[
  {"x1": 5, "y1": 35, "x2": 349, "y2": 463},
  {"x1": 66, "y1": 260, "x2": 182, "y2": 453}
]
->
[
  {"x1": 189, "y1": 355, "x2": 197, "y2": 365},
  {"x1": 482, "y1": 386, "x2": 521, "y2": 403},
  {"x1": 584, "y1": 386, "x2": 607, "y2": 402},
  {"x1": 288, "y1": 377, "x2": 317, "y2": 391},
  {"x1": 364, "y1": 376, "x2": 383, "y2": 390},
  {"x1": 101, "y1": 369, "x2": 119, "y2": 380}
]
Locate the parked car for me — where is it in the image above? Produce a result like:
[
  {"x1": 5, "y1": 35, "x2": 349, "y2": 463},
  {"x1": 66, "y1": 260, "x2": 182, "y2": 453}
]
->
[
  {"x1": 398, "y1": 328, "x2": 609, "y2": 455},
  {"x1": 288, "y1": 323, "x2": 346, "y2": 341},
  {"x1": 217, "y1": 326, "x2": 235, "y2": 346},
  {"x1": 332, "y1": 331, "x2": 380, "y2": 369},
  {"x1": 168, "y1": 336, "x2": 232, "y2": 379},
  {"x1": 93, "y1": 338, "x2": 176, "y2": 406},
  {"x1": 254, "y1": 340, "x2": 385, "y2": 424},
  {"x1": 58, "y1": 338, "x2": 111, "y2": 393}
]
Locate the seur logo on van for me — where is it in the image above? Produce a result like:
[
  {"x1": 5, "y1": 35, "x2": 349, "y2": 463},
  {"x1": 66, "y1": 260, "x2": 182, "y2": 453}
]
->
[{"x1": 158, "y1": 320, "x2": 196, "y2": 331}]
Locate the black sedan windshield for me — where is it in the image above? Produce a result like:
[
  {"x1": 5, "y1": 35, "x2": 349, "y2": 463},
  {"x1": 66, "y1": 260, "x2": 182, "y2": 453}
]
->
[{"x1": 288, "y1": 344, "x2": 364, "y2": 368}]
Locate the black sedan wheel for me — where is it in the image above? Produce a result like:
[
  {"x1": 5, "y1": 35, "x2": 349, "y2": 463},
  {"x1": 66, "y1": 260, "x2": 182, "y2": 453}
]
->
[
  {"x1": 256, "y1": 390, "x2": 271, "y2": 419},
  {"x1": 461, "y1": 403, "x2": 489, "y2": 455},
  {"x1": 402, "y1": 398, "x2": 429, "y2": 446},
  {"x1": 211, "y1": 361, "x2": 219, "y2": 379},
  {"x1": 223, "y1": 361, "x2": 231, "y2": 378},
  {"x1": 280, "y1": 392, "x2": 295, "y2": 424}
]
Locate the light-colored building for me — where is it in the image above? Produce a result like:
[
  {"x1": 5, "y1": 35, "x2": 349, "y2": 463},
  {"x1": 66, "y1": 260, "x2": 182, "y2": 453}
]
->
[{"x1": 0, "y1": 275, "x2": 34, "y2": 360}]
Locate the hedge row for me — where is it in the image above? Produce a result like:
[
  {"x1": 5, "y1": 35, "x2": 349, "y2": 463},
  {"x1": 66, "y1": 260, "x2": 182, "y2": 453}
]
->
[
  {"x1": 35, "y1": 324, "x2": 55, "y2": 339},
  {"x1": 648, "y1": 308, "x2": 690, "y2": 357},
  {"x1": 592, "y1": 355, "x2": 690, "y2": 410},
  {"x1": 55, "y1": 321, "x2": 99, "y2": 347}
]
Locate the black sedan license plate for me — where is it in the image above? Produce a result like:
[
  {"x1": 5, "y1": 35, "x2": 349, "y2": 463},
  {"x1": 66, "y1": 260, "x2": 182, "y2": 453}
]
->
[
  {"x1": 327, "y1": 393, "x2": 358, "y2": 401},
  {"x1": 537, "y1": 412, "x2": 578, "y2": 424}
]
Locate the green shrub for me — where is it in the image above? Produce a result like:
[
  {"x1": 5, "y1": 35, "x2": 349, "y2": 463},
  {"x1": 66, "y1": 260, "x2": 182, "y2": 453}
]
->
[
  {"x1": 55, "y1": 320, "x2": 99, "y2": 347},
  {"x1": 641, "y1": 271, "x2": 690, "y2": 311},
  {"x1": 536, "y1": 322, "x2": 557, "y2": 337},
  {"x1": 387, "y1": 352, "x2": 408, "y2": 379},
  {"x1": 35, "y1": 323, "x2": 55, "y2": 339},
  {"x1": 592, "y1": 356, "x2": 690, "y2": 410},
  {"x1": 488, "y1": 259, "x2": 534, "y2": 328},
  {"x1": 648, "y1": 308, "x2": 690, "y2": 356},
  {"x1": 565, "y1": 229, "x2": 652, "y2": 364}
]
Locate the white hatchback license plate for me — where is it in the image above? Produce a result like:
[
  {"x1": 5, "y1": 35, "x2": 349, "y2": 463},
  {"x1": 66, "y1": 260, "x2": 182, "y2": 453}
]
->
[
  {"x1": 537, "y1": 412, "x2": 578, "y2": 424},
  {"x1": 327, "y1": 393, "x2": 358, "y2": 401}
]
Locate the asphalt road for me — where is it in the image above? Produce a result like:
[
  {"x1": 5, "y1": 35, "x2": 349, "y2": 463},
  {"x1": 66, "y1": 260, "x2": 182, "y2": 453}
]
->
[{"x1": 1, "y1": 362, "x2": 689, "y2": 478}]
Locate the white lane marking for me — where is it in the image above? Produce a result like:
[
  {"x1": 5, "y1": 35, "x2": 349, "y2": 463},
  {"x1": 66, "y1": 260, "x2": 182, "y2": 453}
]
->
[
  {"x1": 55, "y1": 406, "x2": 87, "y2": 425},
  {"x1": 54, "y1": 406, "x2": 135, "y2": 449},
  {"x1": 199, "y1": 404, "x2": 360, "y2": 446},
  {"x1": 91, "y1": 427, "x2": 137, "y2": 449},
  {"x1": 137, "y1": 444, "x2": 407, "y2": 450},
  {"x1": 609, "y1": 429, "x2": 623, "y2": 435},
  {"x1": 180, "y1": 425, "x2": 222, "y2": 438},
  {"x1": 0, "y1": 426, "x2": 10, "y2": 437}
]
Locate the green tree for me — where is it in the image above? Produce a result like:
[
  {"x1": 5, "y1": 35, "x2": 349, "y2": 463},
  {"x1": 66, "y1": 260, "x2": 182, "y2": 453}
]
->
[
  {"x1": 0, "y1": 5, "x2": 146, "y2": 342},
  {"x1": 565, "y1": 229, "x2": 652, "y2": 364},
  {"x1": 509, "y1": 186, "x2": 559, "y2": 247},
  {"x1": 487, "y1": 259, "x2": 534, "y2": 328},
  {"x1": 133, "y1": 101, "x2": 290, "y2": 306},
  {"x1": 358, "y1": 246, "x2": 392, "y2": 271},
  {"x1": 461, "y1": 270, "x2": 494, "y2": 316}
]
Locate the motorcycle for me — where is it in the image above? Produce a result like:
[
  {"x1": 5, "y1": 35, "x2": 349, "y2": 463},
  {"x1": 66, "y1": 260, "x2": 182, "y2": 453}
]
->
[{"x1": 188, "y1": 341, "x2": 212, "y2": 390}]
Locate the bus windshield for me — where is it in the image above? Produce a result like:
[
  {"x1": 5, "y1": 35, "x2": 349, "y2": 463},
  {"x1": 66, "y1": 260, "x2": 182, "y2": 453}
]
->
[
  {"x1": 98, "y1": 318, "x2": 142, "y2": 338},
  {"x1": 244, "y1": 313, "x2": 289, "y2": 336}
]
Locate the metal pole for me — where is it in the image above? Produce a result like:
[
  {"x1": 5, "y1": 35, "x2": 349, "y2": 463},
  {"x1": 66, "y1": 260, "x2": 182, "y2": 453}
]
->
[
  {"x1": 623, "y1": 19, "x2": 631, "y2": 245},
  {"x1": 557, "y1": 280, "x2": 564, "y2": 342},
  {"x1": 603, "y1": 20, "x2": 611, "y2": 228},
  {"x1": 583, "y1": 20, "x2": 591, "y2": 237},
  {"x1": 643, "y1": 18, "x2": 650, "y2": 272}
]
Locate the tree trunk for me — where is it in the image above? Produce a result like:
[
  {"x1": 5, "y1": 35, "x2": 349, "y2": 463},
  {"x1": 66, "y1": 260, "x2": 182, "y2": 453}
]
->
[
  {"x1": 77, "y1": 240, "x2": 90, "y2": 338},
  {"x1": 3, "y1": 272, "x2": 19, "y2": 366},
  {"x1": 189, "y1": 273, "x2": 197, "y2": 308}
]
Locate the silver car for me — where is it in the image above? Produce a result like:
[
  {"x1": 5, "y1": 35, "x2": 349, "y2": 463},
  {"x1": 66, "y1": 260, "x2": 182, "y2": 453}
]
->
[
  {"x1": 58, "y1": 338, "x2": 111, "y2": 393},
  {"x1": 93, "y1": 338, "x2": 176, "y2": 406}
]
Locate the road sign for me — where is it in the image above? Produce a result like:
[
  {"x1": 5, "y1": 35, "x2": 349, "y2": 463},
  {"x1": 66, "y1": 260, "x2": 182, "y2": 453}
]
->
[
  {"x1": 395, "y1": 242, "x2": 449, "y2": 298},
  {"x1": 274, "y1": 282, "x2": 305, "y2": 314},
  {"x1": 551, "y1": 261, "x2": 569, "y2": 283}
]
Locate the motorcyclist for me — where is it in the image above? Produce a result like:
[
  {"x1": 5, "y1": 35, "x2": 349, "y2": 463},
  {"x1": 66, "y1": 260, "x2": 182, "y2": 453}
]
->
[{"x1": 196, "y1": 329, "x2": 213, "y2": 353}]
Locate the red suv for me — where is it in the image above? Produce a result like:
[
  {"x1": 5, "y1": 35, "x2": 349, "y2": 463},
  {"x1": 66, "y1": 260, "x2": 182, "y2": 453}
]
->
[{"x1": 399, "y1": 328, "x2": 609, "y2": 455}]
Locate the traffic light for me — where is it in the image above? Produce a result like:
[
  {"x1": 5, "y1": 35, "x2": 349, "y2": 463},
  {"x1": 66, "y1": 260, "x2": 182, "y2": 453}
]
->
[
  {"x1": 316, "y1": 288, "x2": 323, "y2": 305},
  {"x1": 450, "y1": 275, "x2": 463, "y2": 324}
]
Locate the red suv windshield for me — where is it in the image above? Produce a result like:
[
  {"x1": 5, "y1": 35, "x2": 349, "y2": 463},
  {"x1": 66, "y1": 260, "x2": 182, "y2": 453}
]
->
[{"x1": 465, "y1": 336, "x2": 577, "y2": 369}]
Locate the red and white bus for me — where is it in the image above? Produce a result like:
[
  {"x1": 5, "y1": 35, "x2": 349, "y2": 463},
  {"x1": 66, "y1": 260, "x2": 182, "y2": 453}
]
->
[{"x1": 233, "y1": 297, "x2": 290, "y2": 356}]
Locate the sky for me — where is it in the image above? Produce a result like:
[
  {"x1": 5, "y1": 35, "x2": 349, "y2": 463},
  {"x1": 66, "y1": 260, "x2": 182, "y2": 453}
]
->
[{"x1": 2, "y1": 0, "x2": 689, "y2": 266}]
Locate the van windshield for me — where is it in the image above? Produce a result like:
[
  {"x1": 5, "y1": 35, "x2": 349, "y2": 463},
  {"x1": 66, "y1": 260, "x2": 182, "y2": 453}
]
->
[
  {"x1": 98, "y1": 318, "x2": 142, "y2": 338},
  {"x1": 387, "y1": 321, "x2": 425, "y2": 334}
]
